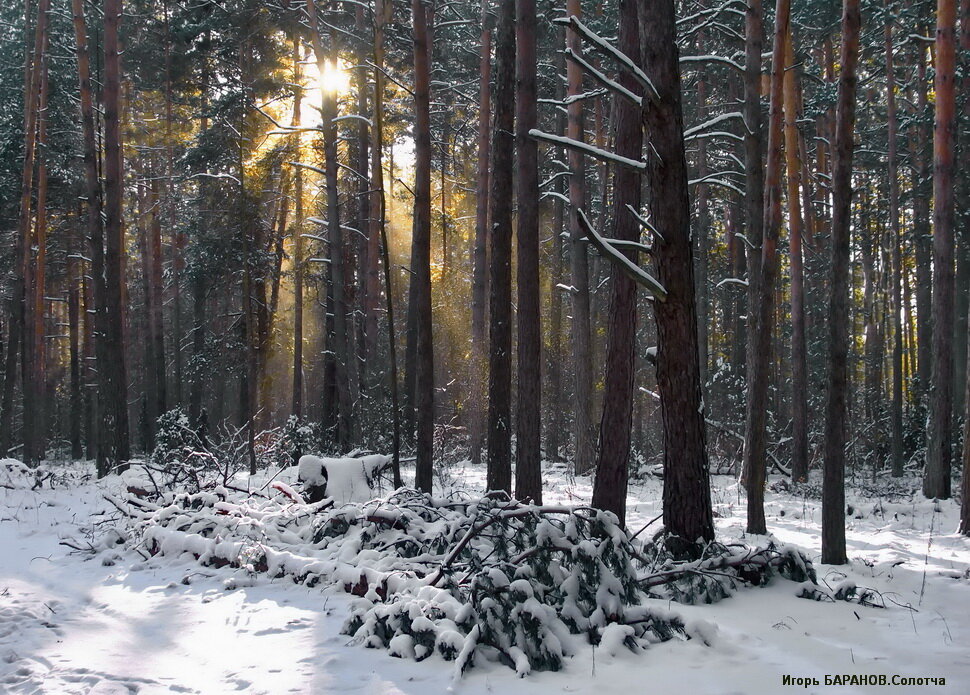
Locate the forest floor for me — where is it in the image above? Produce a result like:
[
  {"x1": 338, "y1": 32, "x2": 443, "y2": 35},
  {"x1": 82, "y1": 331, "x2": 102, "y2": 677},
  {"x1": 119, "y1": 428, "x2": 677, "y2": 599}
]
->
[{"x1": 1, "y1": 457, "x2": 968, "y2": 695}]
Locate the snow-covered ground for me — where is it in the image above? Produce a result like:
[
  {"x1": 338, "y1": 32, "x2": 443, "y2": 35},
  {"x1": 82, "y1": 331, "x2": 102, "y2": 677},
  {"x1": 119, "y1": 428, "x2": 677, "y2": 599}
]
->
[{"x1": 1, "y1": 458, "x2": 968, "y2": 694}]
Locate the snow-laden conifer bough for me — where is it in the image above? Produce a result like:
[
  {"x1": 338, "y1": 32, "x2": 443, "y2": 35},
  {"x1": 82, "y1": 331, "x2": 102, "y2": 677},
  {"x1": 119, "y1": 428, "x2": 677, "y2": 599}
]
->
[{"x1": 93, "y1": 451, "x2": 882, "y2": 680}]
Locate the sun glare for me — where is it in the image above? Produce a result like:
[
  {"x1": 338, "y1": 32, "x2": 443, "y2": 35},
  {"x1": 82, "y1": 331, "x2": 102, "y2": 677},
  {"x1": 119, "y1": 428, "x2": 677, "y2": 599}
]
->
[{"x1": 316, "y1": 59, "x2": 351, "y2": 95}]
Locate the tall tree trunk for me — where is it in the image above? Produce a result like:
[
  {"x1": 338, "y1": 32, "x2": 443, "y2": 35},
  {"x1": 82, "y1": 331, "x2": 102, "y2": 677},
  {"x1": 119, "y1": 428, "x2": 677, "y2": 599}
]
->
[
  {"x1": 163, "y1": 0, "x2": 183, "y2": 408},
  {"x1": 72, "y1": 0, "x2": 101, "y2": 463},
  {"x1": 514, "y1": 0, "x2": 541, "y2": 503},
  {"x1": 695, "y1": 32, "x2": 710, "y2": 391},
  {"x1": 101, "y1": 0, "x2": 131, "y2": 474},
  {"x1": 306, "y1": 0, "x2": 354, "y2": 449},
  {"x1": 961, "y1": 305, "x2": 970, "y2": 533},
  {"x1": 924, "y1": 0, "x2": 958, "y2": 500},
  {"x1": 362, "y1": 5, "x2": 382, "y2": 397},
  {"x1": 956, "y1": 0, "x2": 970, "y2": 462},
  {"x1": 368, "y1": 0, "x2": 401, "y2": 486},
  {"x1": 68, "y1": 221, "x2": 83, "y2": 459},
  {"x1": 886, "y1": 5, "x2": 905, "y2": 477},
  {"x1": 188, "y1": 33, "x2": 212, "y2": 430},
  {"x1": 149, "y1": 180, "x2": 167, "y2": 421},
  {"x1": 1, "y1": 0, "x2": 49, "y2": 457},
  {"x1": 642, "y1": 0, "x2": 715, "y2": 551},
  {"x1": 546, "y1": 46, "x2": 566, "y2": 463},
  {"x1": 741, "y1": 0, "x2": 764, "y2": 485},
  {"x1": 136, "y1": 178, "x2": 156, "y2": 449},
  {"x1": 469, "y1": 0, "x2": 492, "y2": 469},
  {"x1": 822, "y1": 0, "x2": 862, "y2": 565},
  {"x1": 410, "y1": 0, "x2": 435, "y2": 491},
  {"x1": 590, "y1": 0, "x2": 643, "y2": 524},
  {"x1": 25, "y1": 37, "x2": 50, "y2": 464},
  {"x1": 239, "y1": 42, "x2": 257, "y2": 476},
  {"x1": 486, "y1": 0, "x2": 515, "y2": 493},
  {"x1": 566, "y1": 0, "x2": 595, "y2": 476},
  {"x1": 291, "y1": 37, "x2": 305, "y2": 425},
  {"x1": 744, "y1": 0, "x2": 789, "y2": 535},
  {"x1": 912, "y1": 46, "x2": 932, "y2": 409},
  {"x1": 784, "y1": 28, "x2": 809, "y2": 483}
]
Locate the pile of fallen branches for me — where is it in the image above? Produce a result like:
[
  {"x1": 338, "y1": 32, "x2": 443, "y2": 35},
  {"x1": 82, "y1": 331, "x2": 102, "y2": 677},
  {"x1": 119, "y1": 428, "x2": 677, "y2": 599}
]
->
[{"x1": 104, "y1": 476, "x2": 825, "y2": 678}]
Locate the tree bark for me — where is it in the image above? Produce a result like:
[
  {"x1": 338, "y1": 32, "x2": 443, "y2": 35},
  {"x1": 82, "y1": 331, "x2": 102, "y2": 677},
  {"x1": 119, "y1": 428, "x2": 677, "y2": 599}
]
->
[
  {"x1": 566, "y1": 0, "x2": 595, "y2": 476},
  {"x1": 642, "y1": 0, "x2": 715, "y2": 549},
  {"x1": 514, "y1": 0, "x2": 541, "y2": 503},
  {"x1": 24, "y1": 35, "x2": 50, "y2": 464},
  {"x1": 291, "y1": 38, "x2": 305, "y2": 424},
  {"x1": 0, "y1": 0, "x2": 49, "y2": 458},
  {"x1": 410, "y1": 0, "x2": 435, "y2": 491},
  {"x1": 740, "y1": 0, "x2": 764, "y2": 487},
  {"x1": 912, "y1": 47, "x2": 932, "y2": 409},
  {"x1": 469, "y1": 0, "x2": 492, "y2": 469},
  {"x1": 744, "y1": 0, "x2": 789, "y2": 535},
  {"x1": 822, "y1": 0, "x2": 862, "y2": 565},
  {"x1": 886, "y1": 5, "x2": 905, "y2": 477},
  {"x1": 590, "y1": 0, "x2": 643, "y2": 525},
  {"x1": 306, "y1": 0, "x2": 354, "y2": 449},
  {"x1": 486, "y1": 0, "x2": 515, "y2": 493},
  {"x1": 783, "y1": 29, "x2": 809, "y2": 483},
  {"x1": 68, "y1": 220, "x2": 83, "y2": 460},
  {"x1": 924, "y1": 0, "x2": 958, "y2": 500},
  {"x1": 101, "y1": 0, "x2": 131, "y2": 474}
]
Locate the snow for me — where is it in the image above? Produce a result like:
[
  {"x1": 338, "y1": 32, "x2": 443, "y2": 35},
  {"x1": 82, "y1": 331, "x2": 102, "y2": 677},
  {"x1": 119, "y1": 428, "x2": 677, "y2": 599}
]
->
[
  {"x1": 297, "y1": 454, "x2": 391, "y2": 502},
  {"x1": 2, "y1": 459, "x2": 969, "y2": 694}
]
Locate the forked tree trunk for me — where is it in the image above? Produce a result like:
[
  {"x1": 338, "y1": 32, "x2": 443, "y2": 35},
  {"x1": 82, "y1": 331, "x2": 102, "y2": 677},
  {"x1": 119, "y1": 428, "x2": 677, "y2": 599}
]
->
[
  {"x1": 743, "y1": 0, "x2": 789, "y2": 535},
  {"x1": 642, "y1": 0, "x2": 715, "y2": 549},
  {"x1": 822, "y1": 0, "x2": 862, "y2": 565}
]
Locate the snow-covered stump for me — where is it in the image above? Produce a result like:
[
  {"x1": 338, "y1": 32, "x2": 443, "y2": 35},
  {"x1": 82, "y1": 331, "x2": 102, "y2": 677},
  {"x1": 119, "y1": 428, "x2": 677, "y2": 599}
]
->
[{"x1": 297, "y1": 454, "x2": 393, "y2": 503}]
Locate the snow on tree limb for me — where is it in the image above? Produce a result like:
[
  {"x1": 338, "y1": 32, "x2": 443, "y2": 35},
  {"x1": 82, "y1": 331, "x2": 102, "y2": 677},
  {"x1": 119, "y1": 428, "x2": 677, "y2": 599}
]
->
[
  {"x1": 679, "y1": 54, "x2": 744, "y2": 72},
  {"x1": 683, "y1": 111, "x2": 747, "y2": 139},
  {"x1": 564, "y1": 48, "x2": 642, "y2": 107},
  {"x1": 625, "y1": 204, "x2": 663, "y2": 241},
  {"x1": 575, "y1": 208, "x2": 667, "y2": 300},
  {"x1": 684, "y1": 130, "x2": 744, "y2": 143},
  {"x1": 553, "y1": 15, "x2": 660, "y2": 102},
  {"x1": 529, "y1": 129, "x2": 646, "y2": 171}
]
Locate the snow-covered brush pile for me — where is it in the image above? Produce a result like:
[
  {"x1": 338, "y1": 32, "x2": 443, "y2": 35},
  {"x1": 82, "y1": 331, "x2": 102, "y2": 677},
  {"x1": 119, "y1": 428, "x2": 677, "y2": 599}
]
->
[
  {"x1": 103, "y1": 465, "x2": 837, "y2": 679},
  {"x1": 140, "y1": 409, "x2": 319, "y2": 495},
  {"x1": 0, "y1": 458, "x2": 89, "y2": 491}
]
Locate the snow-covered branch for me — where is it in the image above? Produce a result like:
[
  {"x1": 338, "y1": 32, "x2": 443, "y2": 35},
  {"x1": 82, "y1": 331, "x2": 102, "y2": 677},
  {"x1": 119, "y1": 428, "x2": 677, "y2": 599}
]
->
[
  {"x1": 529, "y1": 129, "x2": 647, "y2": 171},
  {"x1": 576, "y1": 207, "x2": 667, "y2": 300},
  {"x1": 553, "y1": 15, "x2": 660, "y2": 102}
]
